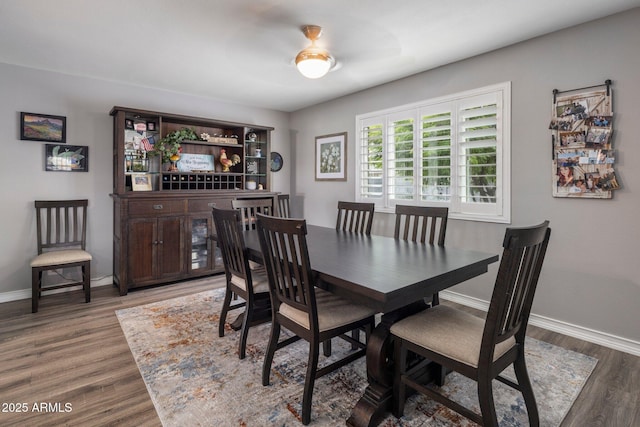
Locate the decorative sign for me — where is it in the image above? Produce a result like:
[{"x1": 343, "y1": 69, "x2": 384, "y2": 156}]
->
[
  {"x1": 550, "y1": 81, "x2": 619, "y2": 198},
  {"x1": 177, "y1": 153, "x2": 214, "y2": 172}
]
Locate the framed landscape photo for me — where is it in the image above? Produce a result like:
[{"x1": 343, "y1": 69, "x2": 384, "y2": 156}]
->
[
  {"x1": 132, "y1": 173, "x2": 152, "y2": 191},
  {"x1": 315, "y1": 132, "x2": 347, "y2": 181},
  {"x1": 20, "y1": 112, "x2": 66, "y2": 143},
  {"x1": 45, "y1": 144, "x2": 88, "y2": 172}
]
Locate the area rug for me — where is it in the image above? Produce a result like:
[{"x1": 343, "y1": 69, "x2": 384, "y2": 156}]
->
[{"x1": 116, "y1": 288, "x2": 597, "y2": 426}]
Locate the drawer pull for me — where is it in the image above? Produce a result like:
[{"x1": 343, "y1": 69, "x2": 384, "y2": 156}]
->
[
  {"x1": 207, "y1": 202, "x2": 216, "y2": 208},
  {"x1": 153, "y1": 204, "x2": 163, "y2": 210}
]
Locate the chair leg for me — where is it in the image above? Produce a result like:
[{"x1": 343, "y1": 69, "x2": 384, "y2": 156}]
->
[
  {"x1": 262, "y1": 321, "x2": 281, "y2": 386},
  {"x1": 302, "y1": 339, "x2": 320, "y2": 425},
  {"x1": 238, "y1": 298, "x2": 253, "y2": 359},
  {"x1": 322, "y1": 339, "x2": 332, "y2": 357},
  {"x1": 478, "y1": 373, "x2": 499, "y2": 427},
  {"x1": 219, "y1": 288, "x2": 233, "y2": 338},
  {"x1": 392, "y1": 339, "x2": 408, "y2": 418},
  {"x1": 84, "y1": 262, "x2": 91, "y2": 303},
  {"x1": 431, "y1": 292, "x2": 440, "y2": 307},
  {"x1": 31, "y1": 268, "x2": 41, "y2": 313},
  {"x1": 514, "y1": 353, "x2": 540, "y2": 426}
]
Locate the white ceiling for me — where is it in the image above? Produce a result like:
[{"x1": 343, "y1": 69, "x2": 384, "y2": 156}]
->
[{"x1": 1, "y1": 0, "x2": 639, "y2": 112}]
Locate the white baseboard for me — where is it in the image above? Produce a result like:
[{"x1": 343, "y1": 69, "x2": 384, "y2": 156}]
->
[
  {"x1": 440, "y1": 290, "x2": 640, "y2": 357},
  {"x1": 0, "y1": 276, "x2": 114, "y2": 304}
]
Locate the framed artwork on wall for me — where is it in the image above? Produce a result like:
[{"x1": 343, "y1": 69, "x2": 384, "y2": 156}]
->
[
  {"x1": 315, "y1": 132, "x2": 347, "y2": 181},
  {"x1": 20, "y1": 112, "x2": 66, "y2": 143},
  {"x1": 45, "y1": 144, "x2": 88, "y2": 172}
]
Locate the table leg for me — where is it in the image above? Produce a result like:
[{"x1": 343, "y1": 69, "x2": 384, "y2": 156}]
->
[{"x1": 347, "y1": 300, "x2": 429, "y2": 427}]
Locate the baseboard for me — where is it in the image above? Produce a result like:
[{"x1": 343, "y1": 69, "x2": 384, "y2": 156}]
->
[
  {"x1": 440, "y1": 290, "x2": 640, "y2": 357},
  {"x1": 0, "y1": 276, "x2": 114, "y2": 304}
]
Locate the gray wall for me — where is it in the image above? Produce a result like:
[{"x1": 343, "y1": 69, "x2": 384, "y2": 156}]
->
[
  {"x1": 0, "y1": 63, "x2": 290, "y2": 296},
  {"x1": 290, "y1": 9, "x2": 640, "y2": 344}
]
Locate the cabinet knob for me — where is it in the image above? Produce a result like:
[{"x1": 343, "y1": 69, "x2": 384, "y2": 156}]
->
[
  {"x1": 158, "y1": 240, "x2": 163, "y2": 244},
  {"x1": 153, "y1": 204, "x2": 163, "y2": 210},
  {"x1": 207, "y1": 202, "x2": 216, "y2": 208}
]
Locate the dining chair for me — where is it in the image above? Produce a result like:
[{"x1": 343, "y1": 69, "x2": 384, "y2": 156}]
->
[
  {"x1": 31, "y1": 199, "x2": 92, "y2": 313},
  {"x1": 231, "y1": 198, "x2": 275, "y2": 230},
  {"x1": 212, "y1": 207, "x2": 271, "y2": 359},
  {"x1": 336, "y1": 201, "x2": 375, "y2": 234},
  {"x1": 277, "y1": 193, "x2": 291, "y2": 218},
  {"x1": 394, "y1": 204, "x2": 448, "y2": 306},
  {"x1": 256, "y1": 213, "x2": 376, "y2": 425},
  {"x1": 391, "y1": 221, "x2": 551, "y2": 427}
]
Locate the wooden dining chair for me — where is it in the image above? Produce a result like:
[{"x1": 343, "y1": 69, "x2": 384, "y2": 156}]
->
[
  {"x1": 336, "y1": 201, "x2": 375, "y2": 234},
  {"x1": 256, "y1": 214, "x2": 376, "y2": 425},
  {"x1": 391, "y1": 221, "x2": 551, "y2": 427},
  {"x1": 212, "y1": 208, "x2": 271, "y2": 359},
  {"x1": 31, "y1": 199, "x2": 92, "y2": 313},
  {"x1": 277, "y1": 193, "x2": 291, "y2": 218},
  {"x1": 394, "y1": 205, "x2": 448, "y2": 306},
  {"x1": 231, "y1": 198, "x2": 274, "y2": 230}
]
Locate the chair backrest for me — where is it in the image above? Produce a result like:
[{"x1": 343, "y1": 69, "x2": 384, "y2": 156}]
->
[
  {"x1": 394, "y1": 205, "x2": 448, "y2": 245},
  {"x1": 231, "y1": 198, "x2": 275, "y2": 230},
  {"x1": 277, "y1": 194, "x2": 291, "y2": 218},
  {"x1": 336, "y1": 201, "x2": 375, "y2": 235},
  {"x1": 481, "y1": 221, "x2": 551, "y2": 359},
  {"x1": 35, "y1": 199, "x2": 88, "y2": 255},
  {"x1": 256, "y1": 214, "x2": 319, "y2": 331},
  {"x1": 212, "y1": 207, "x2": 251, "y2": 282}
]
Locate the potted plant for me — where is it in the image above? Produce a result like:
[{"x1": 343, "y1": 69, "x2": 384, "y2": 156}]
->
[{"x1": 150, "y1": 127, "x2": 198, "y2": 168}]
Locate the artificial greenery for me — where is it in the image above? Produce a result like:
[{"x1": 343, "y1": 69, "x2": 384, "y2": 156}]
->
[{"x1": 151, "y1": 127, "x2": 198, "y2": 163}]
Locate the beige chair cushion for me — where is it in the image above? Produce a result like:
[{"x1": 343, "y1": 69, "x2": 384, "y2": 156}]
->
[
  {"x1": 230, "y1": 271, "x2": 270, "y2": 293},
  {"x1": 390, "y1": 305, "x2": 515, "y2": 368},
  {"x1": 31, "y1": 249, "x2": 92, "y2": 268},
  {"x1": 279, "y1": 288, "x2": 376, "y2": 332}
]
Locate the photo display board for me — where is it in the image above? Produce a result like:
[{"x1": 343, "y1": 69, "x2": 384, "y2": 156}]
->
[{"x1": 550, "y1": 83, "x2": 619, "y2": 198}]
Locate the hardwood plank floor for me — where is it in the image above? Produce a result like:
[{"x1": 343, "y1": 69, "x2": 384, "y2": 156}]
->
[{"x1": 0, "y1": 276, "x2": 638, "y2": 427}]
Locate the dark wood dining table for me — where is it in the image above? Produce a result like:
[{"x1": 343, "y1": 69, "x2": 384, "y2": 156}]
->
[{"x1": 243, "y1": 224, "x2": 499, "y2": 427}]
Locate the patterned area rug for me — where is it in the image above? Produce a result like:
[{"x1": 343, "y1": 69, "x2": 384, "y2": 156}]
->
[{"x1": 116, "y1": 288, "x2": 597, "y2": 426}]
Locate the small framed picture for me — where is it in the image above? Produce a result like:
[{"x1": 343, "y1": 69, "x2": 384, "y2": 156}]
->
[
  {"x1": 146, "y1": 121, "x2": 156, "y2": 132},
  {"x1": 315, "y1": 132, "x2": 347, "y2": 181},
  {"x1": 21, "y1": 112, "x2": 66, "y2": 143},
  {"x1": 125, "y1": 119, "x2": 134, "y2": 130},
  {"x1": 45, "y1": 144, "x2": 88, "y2": 172},
  {"x1": 132, "y1": 173, "x2": 152, "y2": 191}
]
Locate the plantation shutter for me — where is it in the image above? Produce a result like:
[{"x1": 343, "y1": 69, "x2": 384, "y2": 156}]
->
[
  {"x1": 457, "y1": 92, "x2": 501, "y2": 216},
  {"x1": 358, "y1": 117, "x2": 384, "y2": 204},
  {"x1": 387, "y1": 112, "x2": 415, "y2": 204},
  {"x1": 420, "y1": 103, "x2": 452, "y2": 202}
]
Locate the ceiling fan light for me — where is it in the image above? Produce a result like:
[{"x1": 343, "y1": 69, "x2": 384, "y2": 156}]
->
[{"x1": 295, "y1": 48, "x2": 332, "y2": 79}]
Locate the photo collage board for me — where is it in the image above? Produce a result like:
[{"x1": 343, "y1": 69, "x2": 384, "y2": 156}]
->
[{"x1": 550, "y1": 84, "x2": 619, "y2": 198}]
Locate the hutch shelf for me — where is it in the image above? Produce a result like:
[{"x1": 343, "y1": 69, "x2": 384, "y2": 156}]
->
[{"x1": 110, "y1": 106, "x2": 276, "y2": 295}]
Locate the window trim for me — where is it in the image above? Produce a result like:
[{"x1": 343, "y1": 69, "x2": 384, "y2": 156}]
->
[{"x1": 355, "y1": 82, "x2": 511, "y2": 224}]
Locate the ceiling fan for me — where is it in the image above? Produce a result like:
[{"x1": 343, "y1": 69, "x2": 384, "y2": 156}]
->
[{"x1": 295, "y1": 25, "x2": 335, "y2": 79}]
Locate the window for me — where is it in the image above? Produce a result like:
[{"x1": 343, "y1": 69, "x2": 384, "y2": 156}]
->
[{"x1": 356, "y1": 82, "x2": 510, "y2": 223}]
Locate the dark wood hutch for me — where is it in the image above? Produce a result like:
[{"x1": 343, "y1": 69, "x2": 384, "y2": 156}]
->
[{"x1": 110, "y1": 106, "x2": 276, "y2": 295}]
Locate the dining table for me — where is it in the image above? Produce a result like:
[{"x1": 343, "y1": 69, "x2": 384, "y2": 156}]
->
[{"x1": 243, "y1": 224, "x2": 499, "y2": 427}]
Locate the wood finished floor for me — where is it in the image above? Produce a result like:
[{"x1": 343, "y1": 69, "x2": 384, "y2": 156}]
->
[{"x1": 0, "y1": 276, "x2": 638, "y2": 427}]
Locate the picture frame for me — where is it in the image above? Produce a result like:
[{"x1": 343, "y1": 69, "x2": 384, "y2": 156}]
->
[
  {"x1": 315, "y1": 132, "x2": 347, "y2": 181},
  {"x1": 125, "y1": 119, "x2": 134, "y2": 130},
  {"x1": 131, "y1": 173, "x2": 152, "y2": 191},
  {"x1": 20, "y1": 112, "x2": 66, "y2": 143},
  {"x1": 45, "y1": 144, "x2": 88, "y2": 172},
  {"x1": 146, "y1": 121, "x2": 156, "y2": 132}
]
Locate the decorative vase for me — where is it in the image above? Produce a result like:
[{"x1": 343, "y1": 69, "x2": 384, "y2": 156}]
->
[{"x1": 168, "y1": 154, "x2": 180, "y2": 171}]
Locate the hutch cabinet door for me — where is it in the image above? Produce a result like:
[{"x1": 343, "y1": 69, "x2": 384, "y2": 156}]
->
[
  {"x1": 157, "y1": 216, "x2": 186, "y2": 280},
  {"x1": 127, "y1": 218, "x2": 157, "y2": 285}
]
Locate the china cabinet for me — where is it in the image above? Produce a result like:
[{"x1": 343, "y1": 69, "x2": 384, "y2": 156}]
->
[{"x1": 110, "y1": 106, "x2": 275, "y2": 295}]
